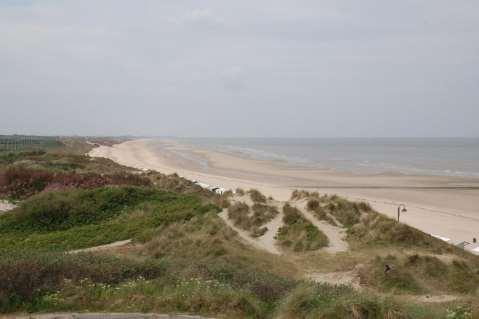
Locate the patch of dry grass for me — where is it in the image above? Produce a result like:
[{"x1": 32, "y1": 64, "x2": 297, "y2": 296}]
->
[
  {"x1": 276, "y1": 203, "x2": 329, "y2": 252},
  {"x1": 248, "y1": 189, "x2": 267, "y2": 203},
  {"x1": 227, "y1": 201, "x2": 279, "y2": 238}
]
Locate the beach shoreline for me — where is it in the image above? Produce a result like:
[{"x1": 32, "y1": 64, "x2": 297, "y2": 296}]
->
[{"x1": 89, "y1": 138, "x2": 479, "y2": 244}]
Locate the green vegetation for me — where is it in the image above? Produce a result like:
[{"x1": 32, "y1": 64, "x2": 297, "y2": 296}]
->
[
  {"x1": 306, "y1": 199, "x2": 338, "y2": 226},
  {"x1": 359, "y1": 254, "x2": 479, "y2": 295},
  {"x1": 290, "y1": 189, "x2": 320, "y2": 201},
  {"x1": 348, "y1": 209, "x2": 453, "y2": 251},
  {"x1": 0, "y1": 251, "x2": 167, "y2": 312},
  {"x1": 0, "y1": 186, "x2": 219, "y2": 252},
  {"x1": 0, "y1": 135, "x2": 63, "y2": 153},
  {"x1": 275, "y1": 282, "x2": 442, "y2": 319},
  {"x1": 323, "y1": 195, "x2": 363, "y2": 227},
  {"x1": 276, "y1": 203, "x2": 329, "y2": 252},
  {"x1": 301, "y1": 193, "x2": 454, "y2": 252},
  {"x1": 1, "y1": 138, "x2": 477, "y2": 318}
]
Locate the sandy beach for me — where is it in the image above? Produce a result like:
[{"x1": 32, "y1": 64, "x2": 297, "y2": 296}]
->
[{"x1": 89, "y1": 139, "x2": 479, "y2": 244}]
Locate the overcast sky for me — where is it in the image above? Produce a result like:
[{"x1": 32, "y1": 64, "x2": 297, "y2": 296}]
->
[{"x1": 1, "y1": 0, "x2": 478, "y2": 137}]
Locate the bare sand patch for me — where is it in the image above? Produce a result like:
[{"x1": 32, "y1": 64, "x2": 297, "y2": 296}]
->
[
  {"x1": 219, "y1": 209, "x2": 281, "y2": 255},
  {"x1": 0, "y1": 200, "x2": 16, "y2": 214},
  {"x1": 307, "y1": 270, "x2": 361, "y2": 289},
  {"x1": 68, "y1": 240, "x2": 133, "y2": 254}
]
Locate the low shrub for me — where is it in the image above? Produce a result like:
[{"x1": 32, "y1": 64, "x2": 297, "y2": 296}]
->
[
  {"x1": 248, "y1": 189, "x2": 267, "y2": 203},
  {"x1": 276, "y1": 282, "x2": 436, "y2": 319},
  {"x1": 325, "y1": 198, "x2": 361, "y2": 227},
  {"x1": 0, "y1": 187, "x2": 159, "y2": 232},
  {"x1": 359, "y1": 255, "x2": 423, "y2": 294},
  {"x1": 227, "y1": 202, "x2": 251, "y2": 229},
  {"x1": 235, "y1": 188, "x2": 245, "y2": 196},
  {"x1": 0, "y1": 250, "x2": 167, "y2": 312},
  {"x1": 290, "y1": 190, "x2": 320, "y2": 201},
  {"x1": 0, "y1": 187, "x2": 219, "y2": 251},
  {"x1": 0, "y1": 166, "x2": 151, "y2": 199},
  {"x1": 306, "y1": 199, "x2": 320, "y2": 211},
  {"x1": 348, "y1": 211, "x2": 451, "y2": 250}
]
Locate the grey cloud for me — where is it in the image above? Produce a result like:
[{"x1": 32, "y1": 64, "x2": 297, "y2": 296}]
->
[{"x1": 0, "y1": 0, "x2": 478, "y2": 137}]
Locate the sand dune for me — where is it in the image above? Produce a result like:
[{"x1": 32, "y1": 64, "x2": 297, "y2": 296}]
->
[
  {"x1": 89, "y1": 139, "x2": 479, "y2": 244},
  {"x1": 293, "y1": 200, "x2": 349, "y2": 253}
]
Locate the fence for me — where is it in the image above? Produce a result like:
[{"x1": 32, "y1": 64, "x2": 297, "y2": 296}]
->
[{"x1": 0, "y1": 136, "x2": 61, "y2": 152}]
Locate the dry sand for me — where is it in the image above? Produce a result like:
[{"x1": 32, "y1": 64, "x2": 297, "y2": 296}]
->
[
  {"x1": 68, "y1": 240, "x2": 132, "y2": 254},
  {"x1": 0, "y1": 200, "x2": 16, "y2": 214},
  {"x1": 89, "y1": 139, "x2": 479, "y2": 244}
]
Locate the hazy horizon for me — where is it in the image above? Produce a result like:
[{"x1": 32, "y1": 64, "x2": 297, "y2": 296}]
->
[{"x1": 1, "y1": 1, "x2": 478, "y2": 138}]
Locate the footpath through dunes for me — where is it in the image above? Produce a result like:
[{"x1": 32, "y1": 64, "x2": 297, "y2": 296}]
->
[
  {"x1": 306, "y1": 269, "x2": 361, "y2": 290},
  {"x1": 218, "y1": 193, "x2": 284, "y2": 255},
  {"x1": 219, "y1": 209, "x2": 281, "y2": 255},
  {"x1": 68, "y1": 239, "x2": 133, "y2": 254},
  {"x1": 290, "y1": 199, "x2": 349, "y2": 254},
  {"x1": 219, "y1": 191, "x2": 350, "y2": 256}
]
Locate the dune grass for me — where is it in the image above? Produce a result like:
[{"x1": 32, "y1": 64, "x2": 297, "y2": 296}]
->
[
  {"x1": 15, "y1": 213, "x2": 298, "y2": 318},
  {"x1": 0, "y1": 250, "x2": 167, "y2": 313},
  {"x1": 248, "y1": 189, "x2": 267, "y2": 203},
  {"x1": 227, "y1": 201, "x2": 279, "y2": 238},
  {"x1": 306, "y1": 199, "x2": 338, "y2": 226},
  {"x1": 275, "y1": 282, "x2": 445, "y2": 319},
  {"x1": 358, "y1": 254, "x2": 479, "y2": 296},
  {"x1": 347, "y1": 209, "x2": 460, "y2": 253},
  {"x1": 276, "y1": 203, "x2": 329, "y2": 252}
]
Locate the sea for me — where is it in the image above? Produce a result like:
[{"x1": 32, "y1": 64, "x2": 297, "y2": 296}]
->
[{"x1": 169, "y1": 137, "x2": 479, "y2": 178}]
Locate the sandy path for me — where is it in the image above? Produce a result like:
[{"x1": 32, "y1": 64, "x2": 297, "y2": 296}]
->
[
  {"x1": 68, "y1": 240, "x2": 132, "y2": 254},
  {"x1": 88, "y1": 139, "x2": 479, "y2": 244},
  {"x1": 293, "y1": 201, "x2": 349, "y2": 253},
  {"x1": 219, "y1": 209, "x2": 281, "y2": 255},
  {"x1": 412, "y1": 295, "x2": 458, "y2": 303},
  {"x1": 307, "y1": 270, "x2": 360, "y2": 289},
  {"x1": 0, "y1": 200, "x2": 16, "y2": 214}
]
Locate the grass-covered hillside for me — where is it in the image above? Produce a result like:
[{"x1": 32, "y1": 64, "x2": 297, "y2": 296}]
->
[{"x1": 0, "y1": 140, "x2": 478, "y2": 318}]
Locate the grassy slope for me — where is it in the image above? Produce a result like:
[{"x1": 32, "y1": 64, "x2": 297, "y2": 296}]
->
[{"x1": 0, "y1": 142, "x2": 477, "y2": 318}]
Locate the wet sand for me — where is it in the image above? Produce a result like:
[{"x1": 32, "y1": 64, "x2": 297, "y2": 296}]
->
[{"x1": 89, "y1": 139, "x2": 479, "y2": 244}]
